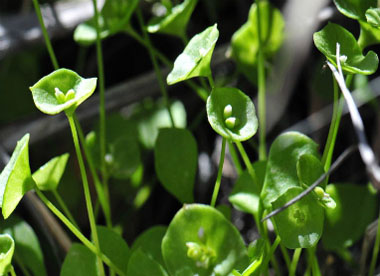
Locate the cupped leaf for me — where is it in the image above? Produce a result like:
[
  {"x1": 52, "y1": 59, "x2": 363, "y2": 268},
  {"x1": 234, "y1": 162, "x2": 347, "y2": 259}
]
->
[
  {"x1": 261, "y1": 132, "x2": 319, "y2": 208},
  {"x1": 147, "y1": 0, "x2": 198, "y2": 38},
  {"x1": 1, "y1": 216, "x2": 47, "y2": 276},
  {"x1": 207, "y1": 87, "x2": 258, "y2": 142},
  {"x1": 32, "y1": 153, "x2": 69, "y2": 191},
  {"x1": 127, "y1": 249, "x2": 168, "y2": 276},
  {"x1": 29, "y1": 69, "x2": 97, "y2": 115},
  {"x1": 0, "y1": 134, "x2": 35, "y2": 219},
  {"x1": 0, "y1": 234, "x2": 14, "y2": 275},
  {"x1": 272, "y1": 186, "x2": 324, "y2": 249},
  {"x1": 162, "y1": 204, "x2": 249, "y2": 276},
  {"x1": 154, "y1": 128, "x2": 197, "y2": 203},
  {"x1": 366, "y1": 8, "x2": 380, "y2": 27},
  {"x1": 74, "y1": 0, "x2": 139, "y2": 46},
  {"x1": 167, "y1": 24, "x2": 219, "y2": 85},
  {"x1": 333, "y1": 0, "x2": 376, "y2": 21},
  {"x1": 60, "y1": 244, "x2": 97, "y2": 276},
  {"x1": 230, "y1": 1, "x2": 284, "y2": 83},
  {"x1": 313, "y1": 22, "x2": 379, "y2": 75},
  {"x1": 322, "y1": 183, "x2": 378, "y2": 250}
]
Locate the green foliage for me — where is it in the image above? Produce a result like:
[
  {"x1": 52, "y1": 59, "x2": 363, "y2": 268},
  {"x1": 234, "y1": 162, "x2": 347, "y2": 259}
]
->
[
  {"x1": 0, "y1": 234, "x2": 14, "y2": 275},
  {"x1": 366, "y1": 8, "x2": 380, "y2": 27},
  {"x1": 127, "y1": 249, "x2": 168, "y2": 276},
  {"x1": 207, "y1": 87, "x2": 258, "y2": 142},
  {"x1": 333, "y1": 0, "x2": 376, "y2": 21},
  {"x1": 60, "y1": 244, "x2": 97, "y2": 276},
  {"x1": 154, "y1": 128, "x2": 197, "y2": 203},
  {"x1": 29, "y1": 69, "x2": 97, "y2": 115},
  {"x1": 162, "y1": 204, "x2": 248, "y2": 276},
  {"x1": 167, "y1": 24, "x2": 219, "y2": 85},
  {"x1": 313, "y1": 23, "x2": 379, "y2": 75},
  {"x1": 0, "y1": 134, "x2": 35, "y2": 219},
  {"x1": 296, "y1": 154, "x2": 325, "y2": 188}
]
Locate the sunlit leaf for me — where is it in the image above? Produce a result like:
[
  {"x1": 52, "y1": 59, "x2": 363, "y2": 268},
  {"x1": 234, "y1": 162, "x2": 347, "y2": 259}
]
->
[
  {"x1": 333, "y1": 0, "x2": 376, "y2": 21},
  {"x1": 0, "y1": 234, "x2": 14, "y2": 275}
]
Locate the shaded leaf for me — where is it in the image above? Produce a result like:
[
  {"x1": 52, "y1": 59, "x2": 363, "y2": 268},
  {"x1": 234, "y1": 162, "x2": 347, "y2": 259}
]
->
[
  {"x1": 127, "y1": 249, "x2": 168, "y2": 276},
  {"x1": 296, "y1": 154, "x2": 325, "y2": 188},
  {"x1": 60, "y1": 244, "x2": 97, "y2": 276},
  {"x1": 0, "y1": 234, "x2": 14, "y2": 275}
]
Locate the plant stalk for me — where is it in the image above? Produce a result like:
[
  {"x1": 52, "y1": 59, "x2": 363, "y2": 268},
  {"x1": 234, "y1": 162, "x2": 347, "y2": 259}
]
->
[
  {"x1": 369, "y1": 207, "x2": 380, "y2": 276},
  {"x1": 9, "y1": 266, "x2": 16, "y2": 276},
  {"x1": 211, "y1": 137, "x2": 227, "y2": 207},
  {"x1": 52, "y1": 189, "x2": 79, "y2": 229},
  {"x1": 289, "y1": 248, "x2": 302, "y2": 276},
  {"x1": 260, "y1": 235, "x2": 281, "y2": 274}
]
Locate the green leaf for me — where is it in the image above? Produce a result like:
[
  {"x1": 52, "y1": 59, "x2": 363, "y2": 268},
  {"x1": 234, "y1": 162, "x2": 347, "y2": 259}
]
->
[
  {"x1": 29, "y1": 69, "x2": 97, "y2": 115},
  {"x1": 0, "y1": 234, "x2": 14, "y2": 275},
  {"x1": 216, "y1": 204, "x2": 232, "y2": 220},
  {"x1": 147, "y1": 0, "x2": 198, "y2": 38},
  {"x1": 207, "y1": 87, "x2": 258, "y2": 142},
  {"x1": 162, "y1": 204, "x2": 249, "y2": 276},
  {"x1": 0, "y1": 134, "x2": 35, "y2": 219},
  {"x1": 261, "y1": 132, "x2": 319, "y2": 208},
  {"x1": 230, "y1": 2, "x2": 284, "y2": 84},
  {"x1": 130, "y1": 226, "x2": 167, "y2": 267},
  {"x1": 74, "y1": 0, "x2": 139, "y2": 46},
  {"x1": 296, "y1": 154, "x2": 325, "y2": 188},
  {"x1": 272, "y1": 186, "x2": 324, "y2": 249},
  {"x1": 60, "y1": 244, "x2": 97, "y2": 276},
  {"x1": 32, "y1": 153, "x2": 69, "y2": 191},
  {"x1": 167, "y1": 24, "x2": 219, "y2": 85},
  {"x1": 1, "y1": 216, "x2": 47, "y2": 276},
  {"x1": 358, "y1": 21, "x2": 380, "y2": 49},
  {"x1": 313, "y1": 22, "x2": 379, "y2": 75},
  {"x1": 333, "y1": 0, "x2": 376, "y2": 21},
  {"x1": 97, "y1": 226, "x2": 130, "y2": 274},
  {"x1": 154, "y1": 128, "x2": 197, "y2": 203},
  {"x1": 127, "y1": 249, "x2": 168, "y2": 276},
  {"x1": 366, "y1": 7, "x2": 380, "y2": 27},
  {"x1": 322, "y1": 183, "x2": 378, "y2": 250}
]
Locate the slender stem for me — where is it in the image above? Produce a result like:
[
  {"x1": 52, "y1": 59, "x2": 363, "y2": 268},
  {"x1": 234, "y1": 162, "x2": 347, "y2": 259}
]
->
[
  {"x1": 289, "y1": 248, "x2": 302, "y2": 276},
  {"x1": 74, "y1": 115, "x2": 112, "y2": 228},
  {"x1": 228, "y1": 142, "x2": 243, "y2": 175},
  {"x1": 234, "y1": 142, "x2": 258, "y2": 185},
  {"x1": 52, "y1": 190, "x2": 79, "y2": 229},
  {"x1": 211, "y1": 138, "x2": 227, "y2": 207},
  {"x1": 255, "y1": 0, "x2": 267, "y2": 161},
  {"x1": 207, "y1": 75, "x2": 215, "y2": 90},
  {"x1": 280, "y1": 243, "x2": 291, "y2": 270},
  {"x1": 136, "y1": 8, "x2": 175, "y2": 127},
  {"x1": 66, "y1": 115, "x2": 105, "y2": 276},
  {"x1": 31, "y1": 0, "x2": 59, "y2": 70},
  {"x1": 9, "y1": 266, "x2": 16, "y2": 276},
  {"x1": 308, "y1": 247, "x2": 321, "y2": 276},
  {"x1": 260, "y1": 235, "x2": 281, "y2": 274},
  {"x1": 35, "y1": 190, "x2": 125, "y2": 276},
  {"x1": 369, "y1": 207, "x2": 380, "y2": 276}
]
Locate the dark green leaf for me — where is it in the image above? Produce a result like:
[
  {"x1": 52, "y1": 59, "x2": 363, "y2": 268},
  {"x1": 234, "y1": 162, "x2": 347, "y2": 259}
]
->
[
  {"x1": 127, "y1": 249, "x2": 168, "y2": 276},
  {"x1": 154, "y1": 128, "x2": 197, "y2": 203},
  {"x1": 0, "y1": 234, "x2": 14, "y2": 275},
  {"x1": 216, "y1": 204, "x2": 232, "y2": 220},
  {"x1": 296, "y1": 154, "x2": 325, "y2": 188},
  {"x1": 333, "y1": 0, "x2": 376, "y2": 21},
  {"x1": 60, "y1": 244, "x2": 97, "y2": 276}
]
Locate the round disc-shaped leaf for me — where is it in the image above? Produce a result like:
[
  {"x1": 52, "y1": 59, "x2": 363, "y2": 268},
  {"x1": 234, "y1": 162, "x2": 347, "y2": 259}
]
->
[
  {"x1": 333, "y1": 0, "x2": 376, "y2": 21},
  {"x1": 313, "y1": 22, "x2": 379, "y2": 75},
  {"x1": 167, "y1": 24, "x2": 219, "y2": 85},
  {"x1": 29, "y1": 69, "x2": 97, "y2": 115},
  {"x1": 154, "y1": 128, "x2": 197, "y2": 203},
  {"x1": 147, "y1": 0, "x2": 198, "y2": 38},
  {"x1": 162, "y1": 204, "x2": 249, "y2": 276},
  {"x1": 272, "y1": 186, "x2": 324, "y2": 249},
  {"x1": 0, "y1": 134, "x2": 35, "y2": 219},
  {"x1": 60, "y1": 244, "x2": 97, "y2": 276},
  {"x1": 0, "y1": 234, "x2": 14, "y2": 275},
  {"x1": 207, "y1": 87, "x2": 258, "y2": 142}
]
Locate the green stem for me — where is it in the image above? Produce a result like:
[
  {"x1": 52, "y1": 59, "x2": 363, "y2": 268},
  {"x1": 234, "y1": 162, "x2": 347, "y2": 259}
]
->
[
  {"x1": 14, "y1": 253, "x2": 31, "y2": 276},
  {"x1": 136, "y1": 8, "x2": 175, "y2": 127},
  {"x1": 280, "y1": 243, "x2": 291, "y2": 270},
  {"x1": 369, "y1": 207, "x2": 380, "y2": 276},
  {"x1": 289, "y1": 248, "x2": 302, "y2": 276},
  {"x1": 31, "y1": 0, "x2": 59, "y2": 70},
  {"x1": 66, "y1": 115, "x2": 105, "y2": 276},
  {"x1": 210, "y1": 137, "x2": 227, "y2": 207},
  {"x1": 255, "y1": 0, "x2": 267, "y2": 161},
  {"x1": 52, "y1": 190, "x2": 79, "y2": 229},
  {"x1": 9, "y1": 266, "x2": 16, "y2": 276},
  {"x1": 207, "y1": 75, "x2": 215, "y2": 90},
  {"x1": 260, "y1": 235, "x2": 281, "y2": 274},
  {"x1": 228, "y1": 142, "x2": 243, "y2": 175},
  {"x1": 234, "y1": 142, "x2": 258, "y2": 185},
  {"x1": 35, "y1": 190, "x2": 125, "y2": 276},
  {"x1": 308, "y1": 247, "x2": 321, "y2": 276}
]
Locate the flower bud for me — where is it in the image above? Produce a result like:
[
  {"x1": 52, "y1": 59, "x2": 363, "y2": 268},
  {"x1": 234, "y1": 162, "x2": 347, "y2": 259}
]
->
[{"x1": 223, "y1": 104, "x2": 233, "y2": 119}]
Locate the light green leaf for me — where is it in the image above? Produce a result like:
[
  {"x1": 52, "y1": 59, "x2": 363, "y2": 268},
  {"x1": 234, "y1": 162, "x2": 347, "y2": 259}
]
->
[
  {"x1": 366, "y1": 7, "x2": 380, "y2": 27},
  {"x1": 32, "y1": 153, "x2": 69, "y2": 191},
  {"x1": 154, "y1": 128, "x2": 197, "y2": 203},
  {"x1": 147, "y1": 0, "x2": 198, "y2": 38},
  {"x1": 60, "y1": 244, "x2": 97, "y2": 276},
  {"x1": 272, "y1": 186, "x2": 324, "y2": 249},
  {"x1": 127, "y1": 249, "x2": 168, "y2": 276},
  {"x1": 162, "y1": 204, "x2": 249, "y2": 276},
  {"x1": 333, "y1": 0, "x2": 376, "y2": 21},
  {"x1": 322, "y1": 183, "x2": 378, "y2": 250},
  {"x1": 358, "y1": 21, "x2": 380, "y2": 49},
  {"x1": 0, "y1": 134, "x2": 35, "y2": 219},
  {"x1": 167, "y1": 24, "x2": 219, "y2": 85},
  {"x1": 207, "y1": 87, "x2": 258, "y2": 142},
  {"x1": 0, "y1": 234, "x2": 14, "y2": 275},
  {"x1": 29, "y1": 69, "x2": 97, "y2": 115},
  {"x1": 313, "y1": 22, "x2": 379, "y2": 75}
]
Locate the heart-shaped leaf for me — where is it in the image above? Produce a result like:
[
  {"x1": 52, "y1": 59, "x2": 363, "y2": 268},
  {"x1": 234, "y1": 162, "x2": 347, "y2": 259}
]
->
[
  {"x1": 333, "y1": 0, "x2": 376, "y2": 21},
  {"x1": 0, "y1": 234, "x2": 14, "y2": 275},
  {"x1": 29, "y1": 69, "x2": 97, "y2": 115},
  {"x1": 0, "y1": 134, "x2": 35, "y2": 219},
  {"x1": 272, "y1": 186, "x2": 324, "y2": 249},
  {"x1": 127, "y1": 249, "x2": 168, "y2": 276},
  {"x1": 162, "y1": 204, "x2": 249, "y2": 276},
  {"x1": 147, "y1": 0, "x2": 198, "y2": 38},
  {"x1": 230, "y1": 1, "x2": 284, "y2": 83},
  {"x1": 32, "y1": 153, "x2": 69, "y2": 191},
  {"x1": 154, "y1": 128, "x2": 197, "y2": 203},
  {"x1": 313, "y1": 22, "x2": 379, "y2": 75},
  {"x1": 60, "y1": 244, "x2": 97, "y2": 276},
  {"x1": 167, "y1": 24, "x2": 219, "y2": 85},
  {"x1": 207, "y1": 87, "x2": 258, "y2": 142}
]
